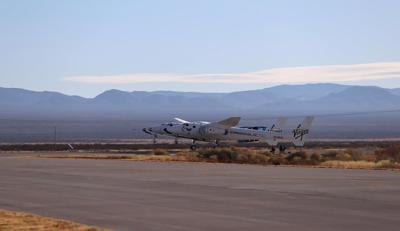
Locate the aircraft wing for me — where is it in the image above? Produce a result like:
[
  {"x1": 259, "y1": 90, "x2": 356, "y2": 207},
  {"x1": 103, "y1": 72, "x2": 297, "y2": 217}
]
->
[
  {"x1": 210, "y1": 117, "x2": 241, "y2": 129},
  {"x1": 174, "y1": 117, "x2": 190, "y2": 123}
]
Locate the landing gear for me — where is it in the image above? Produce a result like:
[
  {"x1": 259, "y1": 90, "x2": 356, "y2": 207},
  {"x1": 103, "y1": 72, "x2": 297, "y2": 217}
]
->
[
  {"x1": 190, "y1": 140, "x2": 197, "y2": 151},
  {"x1": 212, "y1": 140, "x2": 220, "y2": 149},
  {"x1": 271, "y1": 145, "x2": 287, "y2": 154},
  {"x1": 153, "y1": 135, "x2": 157, "y2": 144},
  {"x1": 174, "y1": 138, "x2": 179, "y2": 144},
  {"x1": 190, "y1": 145, "x2": 197, "y2": 150}
]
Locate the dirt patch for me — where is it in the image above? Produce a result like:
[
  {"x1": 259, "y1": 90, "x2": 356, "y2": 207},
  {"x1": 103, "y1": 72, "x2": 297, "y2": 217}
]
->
[{"x1": 0, "y1": 209, "x2": 109, "y2": 231}]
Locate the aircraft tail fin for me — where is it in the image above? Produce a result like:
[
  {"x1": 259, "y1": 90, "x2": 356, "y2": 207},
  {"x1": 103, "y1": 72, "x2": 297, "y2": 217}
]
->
[
  {"x1": 213, "y1": 117, "x2": 241, "y2": 128},
  {"x1": 291, "y1": 116, "x2": 314, "y2": 147},
  {"x1": 269, "y1": 117, "x2": 287, "y2": 132}
]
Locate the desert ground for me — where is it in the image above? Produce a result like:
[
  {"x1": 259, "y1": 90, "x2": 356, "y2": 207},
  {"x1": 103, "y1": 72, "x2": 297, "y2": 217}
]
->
[
  {"x1": 0, "y1": 209, "x2": 107, "y2": 231},
  {"x1": 1, "y1": 155, "x2": 400, "y2": 231},
  {"x1": 1, "y1": 141, "x2": 400, "y2": 230},
  {"x1": 0, "y1": 142, "x2": 400, "y2": 230}
]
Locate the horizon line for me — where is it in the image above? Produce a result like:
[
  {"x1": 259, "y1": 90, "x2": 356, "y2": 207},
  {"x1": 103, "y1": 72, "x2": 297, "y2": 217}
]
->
[{"x1": 0, "y1": 82, "x2": 397, "y2": 98}]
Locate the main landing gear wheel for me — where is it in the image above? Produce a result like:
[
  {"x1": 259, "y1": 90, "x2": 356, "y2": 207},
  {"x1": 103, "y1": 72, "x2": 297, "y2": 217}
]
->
[
  {"x1": 190, "y1": 145, "x2": 197, "y2": 151},
  {"x1": 270, "y1": 146, "x2": 276, "y2": 153},
  {"x1": 279, "y1": 145, "x2": 287, "y2": 152},
  {"x1": 212, "y1": 140, "x2": 219, "y2": 149},
  {"x1": 190, "y1": 140, "x2": 197, "y2": 151}
]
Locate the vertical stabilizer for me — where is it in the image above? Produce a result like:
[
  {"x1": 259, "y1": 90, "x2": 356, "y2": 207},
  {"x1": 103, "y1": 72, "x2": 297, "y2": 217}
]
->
[
  {"x1": 292, "y1": 116, "x2": 314, "y2": 147},
  {"x1": 269, "y1": 117, "x2": 288, "y2": 132}
]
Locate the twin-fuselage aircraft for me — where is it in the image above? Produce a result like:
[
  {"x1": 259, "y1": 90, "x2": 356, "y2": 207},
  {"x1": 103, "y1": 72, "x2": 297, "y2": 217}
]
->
[{"x1": 143, "y1": 116, "x2": 314, "y2": 151}]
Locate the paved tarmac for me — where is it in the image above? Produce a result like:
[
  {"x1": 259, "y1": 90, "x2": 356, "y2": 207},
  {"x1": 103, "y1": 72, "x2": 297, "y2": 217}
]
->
[{"x1": 0, "y1": 156, "x2": 400, "y2": 231}]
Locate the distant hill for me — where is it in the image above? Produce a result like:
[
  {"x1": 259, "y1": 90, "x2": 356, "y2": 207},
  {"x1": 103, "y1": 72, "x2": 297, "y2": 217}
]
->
[
  {"x1": 258, "y1": 86, "x2": 400, "y2": 113},
  {"x1": 389, "y1": 88, "x2": 400, "y2": 96},
  {"x1": 1, "y1": 84, "x2": 400, "y2": 119},
  {"x1": 260, "y1": 83, "x2": 349, "y2": 101},
  {"x1": 313, "y1": 86, "x2": 400, "y2": 110}
]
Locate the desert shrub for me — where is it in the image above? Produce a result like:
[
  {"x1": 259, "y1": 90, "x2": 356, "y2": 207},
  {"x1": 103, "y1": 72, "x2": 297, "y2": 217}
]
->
[
  {"x1": 198, "y1": 147, "x2": 269, "y2": 164},
  {"x1": 176, "y1": 151, "x2": 201, "y2": 162},
  {"x1": 103, "y1": 155, "x2": 132, "y2": 160},
  {"x1": 198, "y1": 148, "x2": 238, "y2": 162},
  {"x1": 286, "y1": 151, "x2": 306, "y2": 161},
  {"x1": 236, "y1": 152, "x2": 270, "y2": 164},
  {"x1": 321, "y1": 151, "x2": 338, "y2": 160},
  {"x1": 259, "y1": 151, "x2": 273, "y2": 158},
  {"x1": 271, "y1": 160, "x2": 281, "y2": 165},
  {"x1": 375, "y1": 160, "x2": 397, "y2": 169},
  {"x1": 375, "y1": 145, "x2": 400, "y2": 162},
  {"x1": 217, "y1": 149, "x2": 238, "y2": 162},
  {"x1": 335, "y1": 153, "x2": 352, "y2": 161},
  {"x1": 284, "y1": 151, "x2": 319, "y2": 165},
  {"x1": 345, "y1": 149, "x2": 363, "y2": 161},
  {"x1": 321, "y1": 160, "x2": 376, "y2": 169},
  {"x1": 269, "y1": 154, "x2": 287, "y2": 165},
  {"x1": 235, "y1": 153, "x2": 249, "y2": 162},
  {"x1": 305, "y1": 153, "x2": 322, "y2": 165},
  {"x1": 361, "y1": 153, "x2": 376, "y2": 162},
  {"x1": 321, "y1": 160, "x2": 400, "y2": 169},
  {"x1": 153, "y1": 148, "x2": 168, "y2": 156},
  {"x1": 310, "y1": 153, "x2": 321, "y2": 161}
]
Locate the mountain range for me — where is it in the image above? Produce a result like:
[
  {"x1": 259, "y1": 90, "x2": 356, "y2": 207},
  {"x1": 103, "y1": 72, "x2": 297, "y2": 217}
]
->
[{"x1": 1, "y1": 83, "x2": 400, "y2": 119}]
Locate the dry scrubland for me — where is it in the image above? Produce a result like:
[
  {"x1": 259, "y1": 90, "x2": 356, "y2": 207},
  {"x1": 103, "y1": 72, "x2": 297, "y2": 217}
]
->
[
  {"x1": 36, "y1": 144, "x2": 400, "y2": 170},
  {"x1": 0, "y1": 209, "x2": 108, "y2": 231}
]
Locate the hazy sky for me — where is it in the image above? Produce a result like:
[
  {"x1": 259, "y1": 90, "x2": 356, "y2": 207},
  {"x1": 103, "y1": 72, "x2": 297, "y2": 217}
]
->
[{"x1": 1, "y1": 0, "x2": 400, "y2": 97}]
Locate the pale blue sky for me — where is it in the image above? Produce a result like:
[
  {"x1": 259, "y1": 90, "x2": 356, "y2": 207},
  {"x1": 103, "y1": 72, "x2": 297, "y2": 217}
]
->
[{"x1": 1, "y1": 0, "x2": 400, "y2": 97}]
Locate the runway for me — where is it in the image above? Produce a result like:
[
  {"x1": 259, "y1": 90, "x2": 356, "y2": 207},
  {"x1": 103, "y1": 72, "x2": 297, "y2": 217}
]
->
[{"x1": 0, "y1": 156, "x2": 399, "y2": 231}]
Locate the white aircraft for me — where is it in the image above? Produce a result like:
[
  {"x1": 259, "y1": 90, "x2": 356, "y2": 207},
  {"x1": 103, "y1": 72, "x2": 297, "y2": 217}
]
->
[{"x1": 143, "y1": 116, "x2": 314, "y2": 151}]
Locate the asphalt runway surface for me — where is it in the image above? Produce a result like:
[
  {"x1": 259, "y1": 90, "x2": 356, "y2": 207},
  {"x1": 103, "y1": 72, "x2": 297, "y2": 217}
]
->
[{"x1": 0, "y1": 156, "x2": 400, "y2": 231}]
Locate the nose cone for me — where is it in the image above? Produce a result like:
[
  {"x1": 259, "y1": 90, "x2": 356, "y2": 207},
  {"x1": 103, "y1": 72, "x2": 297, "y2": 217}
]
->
[
  {"x1": 152, "y1": 126, "x2": 164, "y2": 134},
  {"x1": 142, "y1": 127, "x2": 153, "y2": 135},
  {"x1": 144, "y1": 126, "x2": 165, "y2": 135}
]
